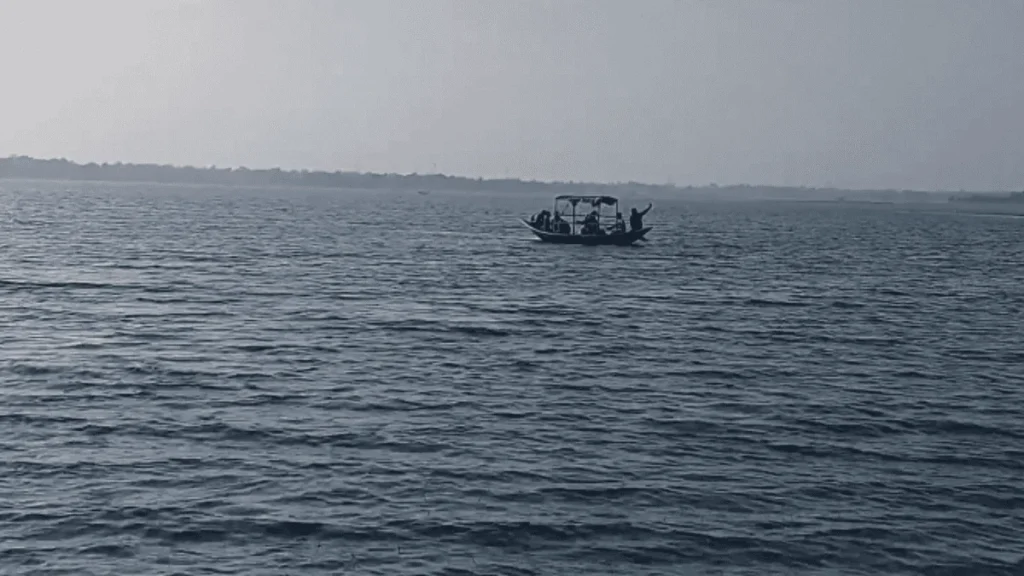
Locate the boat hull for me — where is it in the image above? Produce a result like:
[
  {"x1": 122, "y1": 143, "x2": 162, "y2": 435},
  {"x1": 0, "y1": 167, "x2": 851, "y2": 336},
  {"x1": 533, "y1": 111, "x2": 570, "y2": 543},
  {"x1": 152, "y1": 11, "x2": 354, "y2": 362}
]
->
[{"x1": 521, "y1": 219, "x2": 650, "y2": 246}]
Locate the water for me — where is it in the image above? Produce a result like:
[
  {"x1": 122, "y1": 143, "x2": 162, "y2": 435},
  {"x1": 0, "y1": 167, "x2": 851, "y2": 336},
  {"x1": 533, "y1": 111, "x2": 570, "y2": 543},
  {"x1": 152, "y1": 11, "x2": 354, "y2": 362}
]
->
[{"x1": 2, "y1": 181, "x2": 1022, "y2": 576}]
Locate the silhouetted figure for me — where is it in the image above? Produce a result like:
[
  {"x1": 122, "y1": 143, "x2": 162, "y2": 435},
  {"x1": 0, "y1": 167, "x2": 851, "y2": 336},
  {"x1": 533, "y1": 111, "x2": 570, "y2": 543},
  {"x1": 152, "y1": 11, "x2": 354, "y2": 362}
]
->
[
  {"x1": 581, "y1": 210, "x2": 600, "y2": 235},
  {"x1": 630, "y1": 203, "x2": 652, "y2": 231},
  {"x1": 532, "y1": 210, "x2": 552, "y2": 231},
  {"x1": 553, "y1": 213, "x2": 570, "y2": 234},
  {"x1": 611, "y1": 212, "x2": 626, "y2": 234}
]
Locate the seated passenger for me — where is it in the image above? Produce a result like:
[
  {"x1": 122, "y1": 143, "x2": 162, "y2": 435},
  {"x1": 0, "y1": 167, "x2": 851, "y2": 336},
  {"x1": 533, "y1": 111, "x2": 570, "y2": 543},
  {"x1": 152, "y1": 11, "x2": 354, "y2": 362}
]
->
[
  {"x1": 556, "y1": 217, "x2": 570, "y2": 234},
  {"x1": 612, "y1": 212, "x2": 626, "y2": 234}
]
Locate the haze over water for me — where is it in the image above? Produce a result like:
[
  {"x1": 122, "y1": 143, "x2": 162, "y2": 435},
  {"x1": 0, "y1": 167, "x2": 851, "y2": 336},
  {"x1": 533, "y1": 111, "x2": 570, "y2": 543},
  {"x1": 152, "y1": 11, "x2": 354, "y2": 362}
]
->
[
  {"x1": 3, "y1": 0, "x2": 1023, "y2": 190},
  {"x1": 2, "y1": 181, "x2": 1022, "y2": 575}
]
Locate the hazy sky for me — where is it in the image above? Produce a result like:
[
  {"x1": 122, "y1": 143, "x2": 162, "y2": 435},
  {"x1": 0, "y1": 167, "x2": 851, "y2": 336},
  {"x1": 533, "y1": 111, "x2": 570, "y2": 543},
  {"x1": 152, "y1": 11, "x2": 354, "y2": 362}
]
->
[{"x1": 1, "y1": 0, "x2": 1021, "y2": 190}]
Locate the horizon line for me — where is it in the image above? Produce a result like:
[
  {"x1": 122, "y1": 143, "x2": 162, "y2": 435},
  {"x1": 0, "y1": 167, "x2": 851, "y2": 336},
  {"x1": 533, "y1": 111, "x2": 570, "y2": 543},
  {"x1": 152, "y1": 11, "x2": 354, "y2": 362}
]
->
[
  {"x1": 5, "y1": 153, "x2": 682, "y2": 189},
  {"x1": 0, "y1": 154, "x2": 1005, "y2": 194}
]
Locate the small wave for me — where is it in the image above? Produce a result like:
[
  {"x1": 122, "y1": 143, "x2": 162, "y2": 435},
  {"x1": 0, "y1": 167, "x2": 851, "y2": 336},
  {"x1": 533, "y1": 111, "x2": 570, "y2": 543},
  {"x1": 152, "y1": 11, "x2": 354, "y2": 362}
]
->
[
  {"x1": 364, "y1": 317, "x2": 513, "y2": 338},
  {"x1": 405, "y1": 519, "x2": 648, "y2": 546},
  {"x1": 445, "y1": 325, "x2": 511, "y2": 338},
  {"x1": 140, "y1": 519, "x2": 394, "y2": 546},
  {"x1": 0, "y1": 279, "x2": 136, "y2": 292},
  {"x1": 232, "y1": 343, "x2": 279, "y2": 353},
  {"x1": 506, "y1": 359, "x2": 540, "y2": 372},
  {"x1": 875, "y1": 287, "x2": 912, "y2": 297},
  {"x1": 76, "y1": 543, "x2": 134, "y2": 558},
  {"x1": 791, "y1": 417, "x2": 905, "y2": 438},
  {"x1": 912, "y1": 418, "x2": 1024, "y2": 441},
  {"x1": 830, "y1": 300, "x2": 866, "y2": 309},
  {"x1": 5, "y1": 363, "x2": 66, "y2": 376},
  {"x1": 664, "y1": 367, "x2": 751, "y2": 380},
  {"x1": 0, "y1": 413, "x2": 88, "y2": 427},
  {"x1": 744, "y1": 297, "x2": 808, "y2": 308}
]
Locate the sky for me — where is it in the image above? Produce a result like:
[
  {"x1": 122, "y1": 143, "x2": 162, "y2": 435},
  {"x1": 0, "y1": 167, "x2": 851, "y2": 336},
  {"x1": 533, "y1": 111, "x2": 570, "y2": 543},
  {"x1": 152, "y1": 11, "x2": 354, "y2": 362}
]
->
[{"x1": 0, "y1": 0, "x2": 1021, "y2": 190}]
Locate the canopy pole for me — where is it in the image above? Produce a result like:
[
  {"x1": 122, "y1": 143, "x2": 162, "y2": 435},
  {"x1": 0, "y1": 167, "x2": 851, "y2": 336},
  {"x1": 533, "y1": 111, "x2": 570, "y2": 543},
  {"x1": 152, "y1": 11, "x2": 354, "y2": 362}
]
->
[{"x1": 571, "y1": 203, "x2": 576, "y2": 235}]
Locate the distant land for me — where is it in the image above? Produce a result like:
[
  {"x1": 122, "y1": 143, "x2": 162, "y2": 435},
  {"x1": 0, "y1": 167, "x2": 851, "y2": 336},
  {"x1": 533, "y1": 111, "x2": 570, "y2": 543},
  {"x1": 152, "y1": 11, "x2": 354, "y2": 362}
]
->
[
  {"x1": 0, "y1": 155, "x2": 1015, "y2": 203},
  {"x1": 949, "y1": 190, "x2": 1024, "y2": 204}
]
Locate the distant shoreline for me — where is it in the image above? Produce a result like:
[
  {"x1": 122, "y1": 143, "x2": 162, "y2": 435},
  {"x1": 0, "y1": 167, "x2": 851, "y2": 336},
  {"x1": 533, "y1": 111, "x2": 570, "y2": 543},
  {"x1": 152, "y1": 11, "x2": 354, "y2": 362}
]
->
[
  {"x1": 0, "y1": 155, "x2": 1009, "y2": 202},
  {"x1": 0, "y1": 155, "x2": 673, "y2": 195}
]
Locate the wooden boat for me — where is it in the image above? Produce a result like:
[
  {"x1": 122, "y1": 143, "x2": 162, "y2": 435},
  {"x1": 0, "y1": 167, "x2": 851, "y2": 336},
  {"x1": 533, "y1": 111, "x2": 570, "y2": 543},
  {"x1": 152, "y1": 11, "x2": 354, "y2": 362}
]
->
[
  {"x1": 522, "y1": 194, "x2": 652, "y2": 246},
  {"x1": 521, "y1": 219, "x2": 651, "y2": 245}
]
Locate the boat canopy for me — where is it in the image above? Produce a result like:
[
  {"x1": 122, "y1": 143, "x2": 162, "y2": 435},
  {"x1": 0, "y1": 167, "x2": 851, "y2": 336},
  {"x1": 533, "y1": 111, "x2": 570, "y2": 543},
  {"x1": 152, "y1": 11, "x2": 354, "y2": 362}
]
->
[{"x1": 553, "y1": 195, "x2": 619, "y2": 207}]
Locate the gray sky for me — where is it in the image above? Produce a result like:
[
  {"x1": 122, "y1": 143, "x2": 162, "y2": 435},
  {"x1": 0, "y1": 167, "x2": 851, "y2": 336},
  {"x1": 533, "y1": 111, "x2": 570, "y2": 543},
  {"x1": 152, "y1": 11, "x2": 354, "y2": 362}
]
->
[{"x1": 1, "y1": 0, "x2": 1021, "y2": 190}]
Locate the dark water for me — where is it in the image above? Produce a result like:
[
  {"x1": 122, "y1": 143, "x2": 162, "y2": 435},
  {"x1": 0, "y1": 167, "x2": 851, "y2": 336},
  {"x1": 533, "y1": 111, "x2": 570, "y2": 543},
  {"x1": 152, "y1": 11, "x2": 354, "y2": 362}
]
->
[{"x1": 2, "y1": 181, "x2": 1023, "y2": 576}]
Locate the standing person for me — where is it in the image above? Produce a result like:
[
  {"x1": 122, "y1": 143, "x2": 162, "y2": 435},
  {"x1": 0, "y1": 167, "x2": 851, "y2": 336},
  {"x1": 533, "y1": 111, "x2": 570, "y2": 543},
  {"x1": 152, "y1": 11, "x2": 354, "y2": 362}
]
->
[{"x1": 630, "y1": 203, "x2": 652, "y2": 231}]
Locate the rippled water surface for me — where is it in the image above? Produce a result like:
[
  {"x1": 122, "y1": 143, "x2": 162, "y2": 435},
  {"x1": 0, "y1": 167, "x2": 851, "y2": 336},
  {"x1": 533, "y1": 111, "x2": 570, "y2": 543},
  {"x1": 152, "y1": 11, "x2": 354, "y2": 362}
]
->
[{"x1": 2, "y1": 181, "x2": 1023, "y2": 575}]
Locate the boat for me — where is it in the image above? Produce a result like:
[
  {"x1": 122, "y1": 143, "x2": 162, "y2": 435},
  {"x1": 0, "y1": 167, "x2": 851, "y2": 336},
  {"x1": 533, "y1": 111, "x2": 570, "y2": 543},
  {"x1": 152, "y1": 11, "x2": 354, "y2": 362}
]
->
[{"x1": 522, "y1": 195, "x2": 651, "y2": 246}]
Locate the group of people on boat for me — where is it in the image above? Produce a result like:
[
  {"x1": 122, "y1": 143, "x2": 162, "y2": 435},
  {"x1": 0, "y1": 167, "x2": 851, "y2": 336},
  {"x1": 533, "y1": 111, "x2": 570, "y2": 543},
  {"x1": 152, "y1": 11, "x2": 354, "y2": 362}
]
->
[
  {"x1": 530, "y1": 203, "x2": 651, "y2": 236},
  {"x1": 530, "y1": 210, "x2": 571, "y2": 234}
]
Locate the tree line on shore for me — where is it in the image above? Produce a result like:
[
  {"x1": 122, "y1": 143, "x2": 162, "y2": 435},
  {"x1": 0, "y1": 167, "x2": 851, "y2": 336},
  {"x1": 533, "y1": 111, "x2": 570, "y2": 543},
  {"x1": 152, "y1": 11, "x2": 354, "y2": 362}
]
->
[{"x1": 1, "y1": 155, "x2": 972, "y2": 202}]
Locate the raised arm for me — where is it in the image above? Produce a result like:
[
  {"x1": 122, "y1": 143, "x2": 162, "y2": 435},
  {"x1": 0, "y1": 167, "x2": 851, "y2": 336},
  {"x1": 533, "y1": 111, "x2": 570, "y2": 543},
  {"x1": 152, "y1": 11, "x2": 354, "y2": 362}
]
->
[{"x1": 639, "y1": 203, "x2": 653, "y2": 216}]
